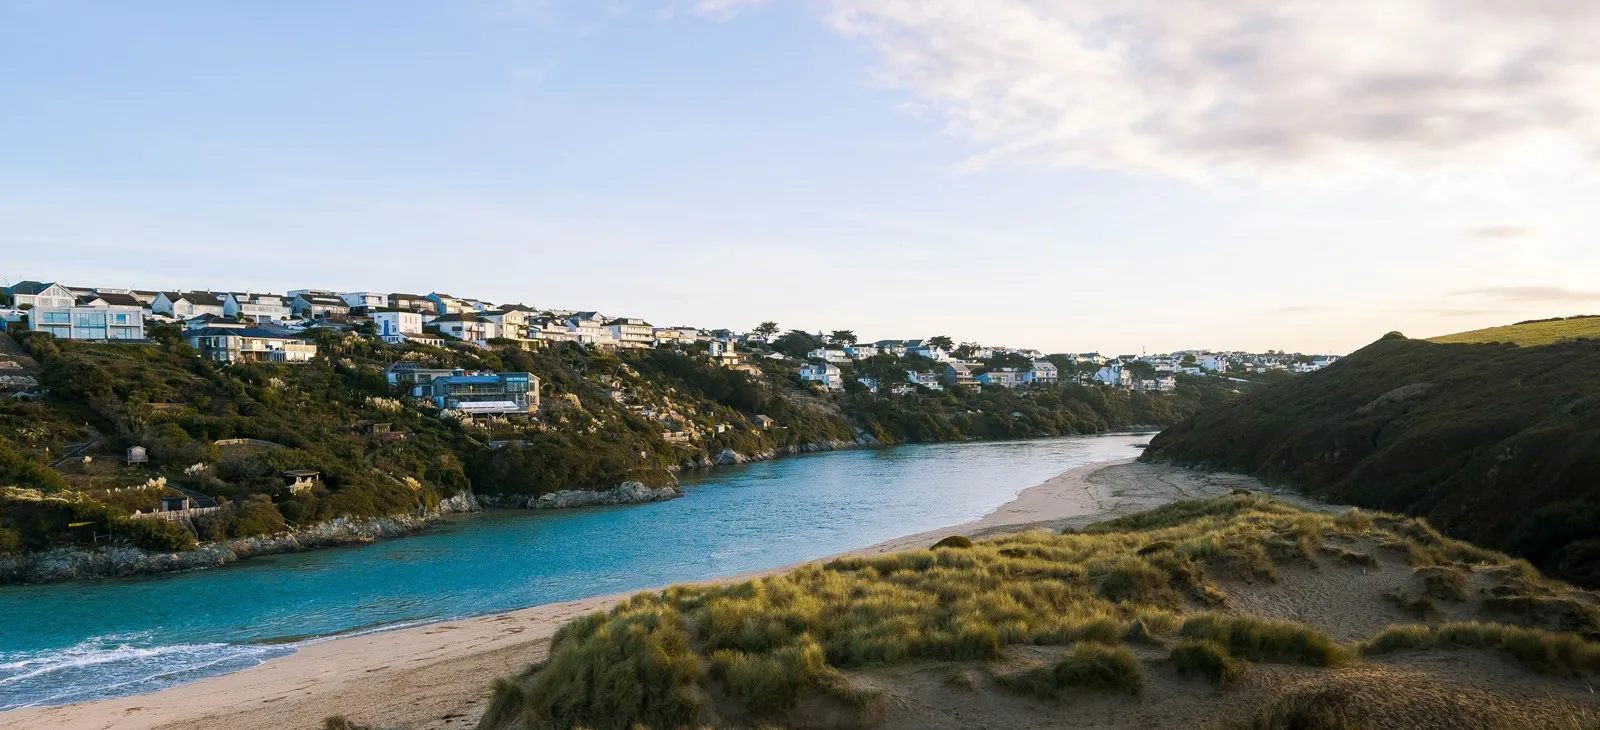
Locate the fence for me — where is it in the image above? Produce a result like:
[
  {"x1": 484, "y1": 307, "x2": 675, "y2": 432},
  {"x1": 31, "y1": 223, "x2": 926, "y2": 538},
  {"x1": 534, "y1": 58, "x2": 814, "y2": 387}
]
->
[
  {"x1": 213, "y1": 438, "x2": 287, "y2": 449},
  {"x1": 127, "y1": 506, "x2": 224, "y2": 522}
]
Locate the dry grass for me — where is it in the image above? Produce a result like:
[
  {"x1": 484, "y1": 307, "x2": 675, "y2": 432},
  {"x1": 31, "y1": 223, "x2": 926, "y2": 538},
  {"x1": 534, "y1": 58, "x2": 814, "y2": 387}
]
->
[
  {"x1": 1360, "y1": 621, "x2": 1600, "y2": 674},
  {"x1": 476, "y1": 495, "x2": 1581, "y2": 730},
  {"x1": 1428, "y1": 317, "x2": 1600, "y2": 347}
]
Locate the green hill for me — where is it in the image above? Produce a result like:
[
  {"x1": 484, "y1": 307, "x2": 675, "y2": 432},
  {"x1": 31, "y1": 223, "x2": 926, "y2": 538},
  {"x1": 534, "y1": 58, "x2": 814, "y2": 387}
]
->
[
  {"x1": 1428, "y1": 315, "x2": 1600, "y2": 346},
  {"x1": 1143, "y1": 333, "x2": 1600, "y2": 588}
]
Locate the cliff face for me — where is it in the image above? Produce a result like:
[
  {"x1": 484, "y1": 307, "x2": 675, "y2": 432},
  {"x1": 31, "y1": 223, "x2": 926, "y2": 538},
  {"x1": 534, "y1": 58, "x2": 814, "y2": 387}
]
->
[
  {"x1": 1143, "y1": 334, "x2": 1600, "y2": 588},
  {"x1": 0, "y1": 491, "x2": 481, "y2": 585}
]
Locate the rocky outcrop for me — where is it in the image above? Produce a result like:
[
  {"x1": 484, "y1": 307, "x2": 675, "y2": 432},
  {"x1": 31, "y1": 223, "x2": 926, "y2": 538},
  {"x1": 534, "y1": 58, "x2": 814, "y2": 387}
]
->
[
  {"x1": 0, "y1": 491, "x2": 481, "y2": 586},
  {"x1": 679, "y1": 436, "x2": 878, "y2": 470},
  {"x1": 479, "y1": 481, "x2": 685, "y2": 510}
]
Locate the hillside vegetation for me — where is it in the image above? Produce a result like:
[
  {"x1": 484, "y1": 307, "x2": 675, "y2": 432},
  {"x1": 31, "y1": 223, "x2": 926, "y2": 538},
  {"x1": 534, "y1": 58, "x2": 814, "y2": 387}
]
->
[
  {"x1": 1428, "y1": 315, "x2": 1600, "y2": 347},
  {"x1": 0, "y1": 327, "x2": 1229, "y2": 562},
  {"x1": 1144, "y1": 332, "x2": 1600, "y2": 588},
  {"x1": 473, "y1": 494, "x2": 1600, "y2": 729}
]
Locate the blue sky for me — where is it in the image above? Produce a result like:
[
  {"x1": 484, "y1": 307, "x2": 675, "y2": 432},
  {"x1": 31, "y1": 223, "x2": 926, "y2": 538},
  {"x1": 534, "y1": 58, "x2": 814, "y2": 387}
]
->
[{"x1": 4, "y1": 0, "x2": 1597, "y2": 355}]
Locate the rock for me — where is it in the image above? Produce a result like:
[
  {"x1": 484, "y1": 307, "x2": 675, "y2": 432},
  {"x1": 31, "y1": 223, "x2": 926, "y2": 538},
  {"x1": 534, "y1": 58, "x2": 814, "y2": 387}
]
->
[
  {"x1": 529, "y1": 481, "x2": 685, "y2": 509},
  {"x1": 712, "y1": 448, "x2": 746, "y2": 466}
]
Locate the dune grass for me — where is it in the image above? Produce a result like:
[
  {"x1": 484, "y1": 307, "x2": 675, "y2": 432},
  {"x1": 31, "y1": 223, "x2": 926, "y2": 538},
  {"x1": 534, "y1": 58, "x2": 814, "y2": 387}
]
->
[
  {"x1": 477, "y1": 494, "x2": 1556, "y2": 730},
  {"x1": 997, "y1": 642, "x2": 1144, "y2": 699},
  {"x1": 1427, "y1": 316, "x2": 1600, "y2": 347},
  {"x1": 1361, "y1": 621, "x2": 1600, "y2": 674}
]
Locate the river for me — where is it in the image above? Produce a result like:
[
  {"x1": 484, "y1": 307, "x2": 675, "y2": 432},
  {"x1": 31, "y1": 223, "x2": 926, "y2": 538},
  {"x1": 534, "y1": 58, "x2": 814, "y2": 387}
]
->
[{"x1": 0, "y1": 434, "x2": 1145, "y2": 711}]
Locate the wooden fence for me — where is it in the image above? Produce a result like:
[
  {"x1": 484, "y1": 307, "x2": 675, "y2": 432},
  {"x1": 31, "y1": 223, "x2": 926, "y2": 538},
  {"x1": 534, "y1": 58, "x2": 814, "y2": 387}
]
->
[{"x1": 127, "y1": 506, "x2": 224, "y2": 522}]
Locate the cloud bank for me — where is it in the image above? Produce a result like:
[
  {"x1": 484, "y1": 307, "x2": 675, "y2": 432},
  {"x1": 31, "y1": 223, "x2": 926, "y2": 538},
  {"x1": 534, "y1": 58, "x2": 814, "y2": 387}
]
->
[{"x1": 811, "y1": 1, "x2": 1600, "y2": 183}]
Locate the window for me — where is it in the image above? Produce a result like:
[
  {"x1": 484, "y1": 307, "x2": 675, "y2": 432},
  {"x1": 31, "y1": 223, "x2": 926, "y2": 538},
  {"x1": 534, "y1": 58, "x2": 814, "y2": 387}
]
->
[{"x1": 41, "y1": 311, "x2": 70, "y2": 324}]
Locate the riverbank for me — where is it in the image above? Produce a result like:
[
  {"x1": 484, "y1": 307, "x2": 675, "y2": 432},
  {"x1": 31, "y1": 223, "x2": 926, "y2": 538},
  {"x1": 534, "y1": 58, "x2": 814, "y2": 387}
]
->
[{"x1": 0, "y1": 459, "x2": 1302, "y2": 730}]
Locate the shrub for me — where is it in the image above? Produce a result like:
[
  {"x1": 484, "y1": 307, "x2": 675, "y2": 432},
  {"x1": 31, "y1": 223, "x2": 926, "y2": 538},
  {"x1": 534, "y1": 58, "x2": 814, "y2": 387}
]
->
[
  {"x1": 1170, "y1": 639, "x2": 1247, "y2": 686},
  {"x1": 1361, "y1": 621, "x2": 1600, "y2": 674},
  {"x1": 1179, "y1": 613, "x2": 1350, "y2": 667},
  {"x1": 710, "y1": 637, "x2": 829, "y2": 715},
  {"x1": 932, "y1": 535, "x2": 973, "y2": 549},
  {"x1": 998, "y1": 643, "x2": 1143, "y2": 698},
  {"x1": 228, "y1": 495, "x2": 286, "y2": 538},
  {"x1": 1416, "y1": 565, "x2": 1468, "y2": 601},
  {"x1": 112, "y1": 517, "x2": 197, "y2": 552}
]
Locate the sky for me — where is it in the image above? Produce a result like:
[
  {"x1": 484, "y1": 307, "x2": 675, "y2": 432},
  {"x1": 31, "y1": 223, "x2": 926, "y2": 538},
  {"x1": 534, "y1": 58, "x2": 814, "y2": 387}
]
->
[{"x1": 3, "y1": 0, "x2": 1598, "y2": 356}]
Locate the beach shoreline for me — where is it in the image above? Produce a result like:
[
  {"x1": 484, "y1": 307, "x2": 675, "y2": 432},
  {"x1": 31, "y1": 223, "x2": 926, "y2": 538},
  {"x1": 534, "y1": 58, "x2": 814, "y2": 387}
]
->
[{"x1": 0, "y1": 458, "x2": 1289, "y2": 730}]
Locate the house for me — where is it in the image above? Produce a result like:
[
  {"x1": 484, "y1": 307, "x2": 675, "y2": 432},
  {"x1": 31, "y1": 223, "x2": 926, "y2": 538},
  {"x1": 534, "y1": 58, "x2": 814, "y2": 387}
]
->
[
  {"x1": 30, "y1": 306, "x2": 146, "y2": 341},
  {"x1": 373, "y1": 311, "x2": 424, "y2": 343},
  {"x1": 909, "y1": 343, "x2": 952, "y2": 361},
  {"x1": 282, "y1": 470, "x2": 321, "y2": 495},
  {"x1": 340, "y1": 292, "x2": 387, "y2": 312},
  {"x1": 392, "y1": 331, "x2": 447, "y2": 347},
  {"x1": 183, "y1": 326, "x2": 317, "y2": 363},
  {"x1": 846, "y1": 345, "x2": 880, "y2": 359},
  {"x1": 944, "y1": 362, "x2": 979, "y2": 388},
  {"x1": 223, "y1": 293, "x2": 292, "y2": 323},
  {"x1": 807, "y1": 348, "x2": 852, "y2": 365},
  {"x1": 565, "y1": 312, "x2": 616, "y2": 347},
  {"x1": 384, "y1": 362, "x2": 459, "y2": 396},
  {"x1": 426, "y1": 292, "x2": 478, "y2": 315},
  {"x1": 978, "y1": 369, "x2": 1025, "y2": 388},
  {"x1": 527, "y1": 315, "x2": 579, "y2": 344},
  {"x1": 4, "y1": 281, "x2": 76, "y2": 310},
  {"x1": 1140, "y1": 376, "x2": 1178, "y2": 392},
  {"x1": 873, "y1": 340, "x2": 908, "y2": 357},
  {"x1": 1092, "y1": 364, "x2": 1132, "y2": 388},
  {"x1": 799, "y1": 362, "x2": 843, "y2": 390},
  {"x1": 431, "y1": 313, "x2": 498, "y2": 345},
  {"x1": 79, "y1": 290, "x2": 152, "y2": 317},
  {"x1": 153, "y1": 291, "x2": 226, "y2": 319},
  {"x1": 480, "y1": 308, "x2": 534, "y2": 340},
  {"x1": 906, "y1": 371, "x2": 945, "y2": 391},
  {"x1": 291, "y1": 293, "x2": 350, "y2": 320},
  {"x1": 709, "y1": 340, "x2": 742, "y2": 366},
  {"x1": 607, "y1": 318, "x2": 655, "y2": 349},
  {"x1": 654, "y1": 326, "x2": 705, "y2": 346},
  {"x1": 388, "y1": 293, "x2": 431, "y2": 312},
  {"x1": 1200, "y1": 354, "x2": 1230, "y2": 372},
  {"x1": 1025, "y1": 360, "x2": 1060, "y2": 385},
  {"x1": 185, "y1": 313, "x2": 247, "y2": 329},
  {"x1": 430, "y1": 371, "x2": 539, "y2": 415},
  {"x1": 753, "y1": 415, "x2": 776, "y2": 430}
]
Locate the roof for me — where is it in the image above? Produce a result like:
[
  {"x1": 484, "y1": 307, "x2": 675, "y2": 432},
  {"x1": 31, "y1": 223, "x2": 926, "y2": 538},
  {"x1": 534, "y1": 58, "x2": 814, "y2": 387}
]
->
[
  {"x1": 296, "y1": 295, "x2": 348, "y2": 306},
  {"x1": 168, "y1": 291, "x2": 224, "y2": 305},
  {"x1": 7, "y1": 281, "x2": 56, "y2": 296},
  {"x1": 89, "y1": 292, "x2": 144, "y2": 307},
  {"x1": 389, "y1": 292, "x2": 426, "y2": 299},
  {"x1": 182, "y1": 326, "x2": 307, "y2": 340},
  {"x1": 431, "y1": 313, "x2": 488, "y2": 323}
]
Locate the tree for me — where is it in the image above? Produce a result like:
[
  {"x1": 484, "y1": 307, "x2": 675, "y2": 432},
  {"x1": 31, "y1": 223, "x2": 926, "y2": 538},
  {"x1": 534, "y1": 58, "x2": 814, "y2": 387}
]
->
[
  {"x1": 772, "y1": 330, "x2": 822, "y2": 359},
  {"x1": 829, "y1": 330, "x2": 858, "y2": 346},
  {"x1": 928, "y1": 335, "x2": 954, "y2": 351},
  {"x1": 754, "y1": 321, "x2": 780, "y2": 339},
  {"x1": 1126, "y1": 360, "x2": 1157, "y2": 382}
]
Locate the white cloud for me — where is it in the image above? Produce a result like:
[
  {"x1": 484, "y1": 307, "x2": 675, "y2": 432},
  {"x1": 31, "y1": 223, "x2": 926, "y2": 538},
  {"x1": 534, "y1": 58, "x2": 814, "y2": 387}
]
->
[
  {"x1": 696, "y1": 0, "x2": 768, "y2": 20},
  {"x1": 815, "y1": 1, "x2": 1600, "y2": 183}
]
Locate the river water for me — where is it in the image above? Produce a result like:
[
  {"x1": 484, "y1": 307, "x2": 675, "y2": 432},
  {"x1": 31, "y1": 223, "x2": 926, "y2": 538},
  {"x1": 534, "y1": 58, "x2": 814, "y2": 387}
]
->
[{"x1": 0, "y1": 434, "x2": 1144, "y2": 710}]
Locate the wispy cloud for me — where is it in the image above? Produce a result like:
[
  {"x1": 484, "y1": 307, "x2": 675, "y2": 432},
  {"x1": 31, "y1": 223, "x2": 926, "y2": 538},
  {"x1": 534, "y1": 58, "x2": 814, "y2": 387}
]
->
[
  {"x1": 1454, "y1": 286, "x2": 1600, "y2": 303},
  {"x1": 695, "y1": 0, "x2": 767, "y2": 20},
  {"x1": 1469, "y1": 225, "x2": 1538, "y2": 239},
  {"x1": 808, "y1": 1, "x2": 1600, "y2": 183}
]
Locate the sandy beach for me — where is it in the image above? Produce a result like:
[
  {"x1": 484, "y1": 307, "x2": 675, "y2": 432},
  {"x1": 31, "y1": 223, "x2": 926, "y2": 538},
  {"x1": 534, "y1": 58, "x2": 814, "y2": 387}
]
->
[{"x1": 1, "y1": 459, "x2": 1296, "y2": 730}]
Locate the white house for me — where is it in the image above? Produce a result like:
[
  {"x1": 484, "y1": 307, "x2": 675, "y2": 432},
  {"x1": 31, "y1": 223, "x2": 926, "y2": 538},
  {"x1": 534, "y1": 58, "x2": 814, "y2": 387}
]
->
[
  {"x1": 373, "y1": 311, "x2": 424, "y2": 343},
  {"x1": 291, "y1": 294, "x2": 350, "y2": 320},
  {"x1": 1026, "y1": 360, "x2": 1060, "y2": 385},
  {"x1": 4, "y1": 281, "x2": 76, "y2": 310},
  {"x1": 1093, "y1": 364, "x2": 1131, "y2": 388},
  {"x1": 427, "y1": 293, "x2": 478, "y2": 315},
  {"x1": 608, "y1": 318, "x2": 655, "y2": 349},
  {"x1": 846, "y1": 344, "x2": 879, "y2": 359},
  {"x1": 340, "y1": 292, "x2": 387, "y2": 312},
  {"x1": 799, "y1": 362, "x2": 843, "y2": 390},
  {"x1": 30, "y1": 306, "x2": 145, "y2": 341},
  {"x1": 80, "y1": 291, "x2": 153, "y2": 319},
  {"x1": 1200, "y1": 354, "x2": 1230, "y2": 372},
  {"x1": 183, "y1": 326, "x2": 317, "y2": 363},
  {"x1": 565, "y1": 312, "x2": 616, "y2": 347},
  {"x1": 224, "y1": 293, "x2": 292, "y2": 323},
  {"x1": 906, "y1": 371, "x2": 945, "y2": 391},
  {"x1": 432, "y1": 314, "x2": 498, "y2": 345},
  {"x1": 154, "y1": 291, "x2": 226, "y2": 319},
  {"x1": 709, "y1": 339, "x2": 741, "y2": 366},
  {"x1": 807, "y1": 348, "x2": 852, "y2": 365},
  {"x1": 481, "y1": 308, "x2": 535, "y2": 340},
  {"x1": 873, "y1": 340, "x2": 908, "y2": 357}
]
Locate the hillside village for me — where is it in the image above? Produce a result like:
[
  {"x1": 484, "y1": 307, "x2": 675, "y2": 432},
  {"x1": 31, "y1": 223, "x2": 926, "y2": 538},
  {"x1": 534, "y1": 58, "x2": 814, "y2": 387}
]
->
[{"x1": 0, "y1": 280, "x2": 1340, "y2": 403}]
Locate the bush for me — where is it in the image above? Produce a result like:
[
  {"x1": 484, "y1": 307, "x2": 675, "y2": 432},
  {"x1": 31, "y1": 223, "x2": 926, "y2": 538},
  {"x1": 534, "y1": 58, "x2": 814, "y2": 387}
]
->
[
  {"x1": 113, "y1": 518, "x2": 198, "y2": 552},
  {"x1": 1170, "y1": 638, "x2": 1247, "y2": 686},
  {"x1": 229, "y1": 495, "x2": 286, "y2": 538},
  {"x1": 998, "y1": 643, "x2": 1143, "y2": 698},
  {"x1": 710, "y1": 638, "x2": 830, "y2": 715},
  {"x1": 0, "y1": 527, "x2": 22, "y2": 555},
  {"x1": 932, "y1": 535, "x2": 973, "y2": 549},
  {"x1": 1361, "y1": 621, "x2": 1600, "y2": 674},
  {"x1": 1179, "y1": 613, "x2": 1350, "y2": 667}
]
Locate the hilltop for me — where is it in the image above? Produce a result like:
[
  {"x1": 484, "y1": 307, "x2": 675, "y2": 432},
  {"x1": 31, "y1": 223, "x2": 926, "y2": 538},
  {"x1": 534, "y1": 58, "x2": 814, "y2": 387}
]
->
[
  {"x1": 0, "y1": 326, "x2": 1231, "y2": 582},
  {"x1": 466, "y1": 492, "x2": 1600, "y2": 729},
  {"x1": 1143, "y1": 332, "x2": 1600, "y2": 588},
  {"x1": 1428, "y1": 315, "x2": 1600, "y2": 347}
]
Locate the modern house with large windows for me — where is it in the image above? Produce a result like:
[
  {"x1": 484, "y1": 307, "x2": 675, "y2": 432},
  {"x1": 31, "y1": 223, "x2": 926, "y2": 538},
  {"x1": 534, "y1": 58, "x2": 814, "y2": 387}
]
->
[
  {"x1": 224, "y1": 292, "x2": 293, "y2": 323},
  {"x1": 429, "y1": 371, "x2": 539, "y2": 415},
  {"x1": 182, "y1": 326, "x2": 318, "y2": 363},
  {"x1": 4, "y1": 281, "x2": 76, "y2": 310},
  {"x1": 30, "y1": 306, "x2": 146, "y2": 341}
]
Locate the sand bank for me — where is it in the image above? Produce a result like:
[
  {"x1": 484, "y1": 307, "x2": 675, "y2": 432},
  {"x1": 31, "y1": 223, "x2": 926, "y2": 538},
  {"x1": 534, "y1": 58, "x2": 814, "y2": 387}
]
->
[{"x1": 1, "y1": 459, "x2": 1297, "y2": 730}]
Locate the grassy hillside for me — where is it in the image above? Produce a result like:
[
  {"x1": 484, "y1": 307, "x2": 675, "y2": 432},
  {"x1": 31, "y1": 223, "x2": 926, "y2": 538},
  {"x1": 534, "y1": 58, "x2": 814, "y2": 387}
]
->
[
  {"x1": 0, "y1": 327, "x2": 1230, "y2": 562},
  {"x1": 1428, "y1": 315, "x2": 1600, "y2": 346},
  {"x1": 469, "y1": 494, "x2": 1600, "y2": 729},
  {"x1": 1144, "y1": 333, "x2": 1600, "y2": 588}
]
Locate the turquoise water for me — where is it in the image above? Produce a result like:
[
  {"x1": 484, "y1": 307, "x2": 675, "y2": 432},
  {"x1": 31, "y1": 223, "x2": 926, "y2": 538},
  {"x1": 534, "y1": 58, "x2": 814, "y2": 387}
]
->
[{"x1": 0, "y1": 435, "x2": 1143, "y2": 710}]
